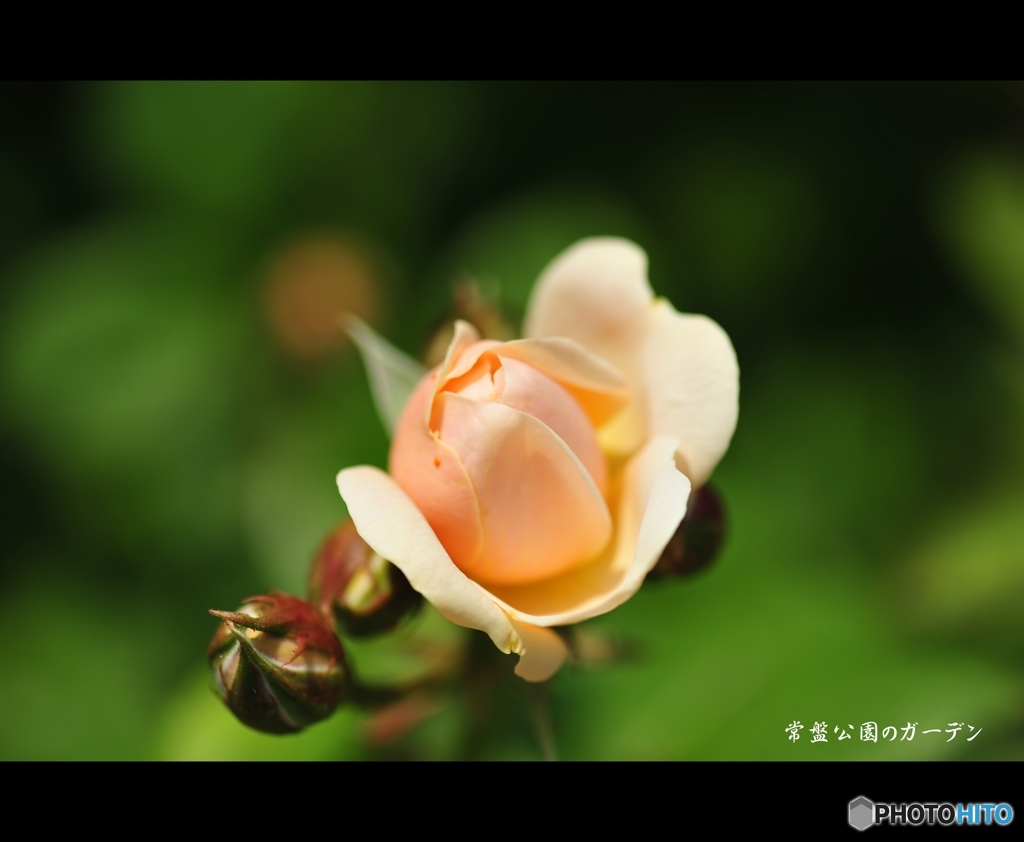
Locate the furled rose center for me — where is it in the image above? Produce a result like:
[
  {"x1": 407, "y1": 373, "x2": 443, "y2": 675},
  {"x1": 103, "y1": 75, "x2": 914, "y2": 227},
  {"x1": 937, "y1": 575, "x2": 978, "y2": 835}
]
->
[{"x1": 389, "y1": 340, "x2": 613, "y2": 588}]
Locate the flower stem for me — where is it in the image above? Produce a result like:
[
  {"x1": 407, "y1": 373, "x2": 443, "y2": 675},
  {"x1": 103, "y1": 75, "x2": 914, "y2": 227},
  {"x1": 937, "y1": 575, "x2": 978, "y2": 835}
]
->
[{"x1": 525, "y1": 682, "x2": 558, "y2": 761}]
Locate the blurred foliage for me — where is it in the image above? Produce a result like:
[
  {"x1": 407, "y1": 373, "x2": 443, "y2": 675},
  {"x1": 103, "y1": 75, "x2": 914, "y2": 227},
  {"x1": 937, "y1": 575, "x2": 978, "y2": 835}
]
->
[
  {"x1": 938, "y1": 154, "x2": 1024, "y2": 338},
  {"x1": 2, "y1": 82, "x2": 1024, "y2": 759}
]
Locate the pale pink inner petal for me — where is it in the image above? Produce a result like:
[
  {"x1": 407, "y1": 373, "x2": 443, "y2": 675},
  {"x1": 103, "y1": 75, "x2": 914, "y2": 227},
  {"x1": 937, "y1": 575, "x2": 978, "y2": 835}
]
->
[
  {"x1": 389, "y1": 370, "x2": 484, "y2": 569},
  {"x1": 436, "y1": 393, "x2": 612, "y2": 587},
  {"x1": 484, "y1": 436, "x2": 689, "y2": 626},
  {"x1": 425, "y1": 322, "x2": 491, "y2": 426},
  {"x1": 496, "y1": 355, "x2": 607, "y2": 495},
  {"x1": 441, "y1": 339, "x2": 502, "y2": 388},
  {"x1": 497, "y1": 337, "x2": 630, "y2": 428},
  {"x1": 444, "y1": 352, "x2": 502, "y2": 404}
]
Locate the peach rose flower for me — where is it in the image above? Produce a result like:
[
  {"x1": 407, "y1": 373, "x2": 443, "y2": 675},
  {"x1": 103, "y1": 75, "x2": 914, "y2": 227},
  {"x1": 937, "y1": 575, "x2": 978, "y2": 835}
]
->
[{"x1": 338, "y1": 238, "x2": 738, "y2": 681}]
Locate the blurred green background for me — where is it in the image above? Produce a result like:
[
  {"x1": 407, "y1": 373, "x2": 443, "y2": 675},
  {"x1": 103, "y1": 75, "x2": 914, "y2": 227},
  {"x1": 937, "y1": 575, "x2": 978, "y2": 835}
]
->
[{"x1": 2, "y1": 82, "x2": 1023, "y2": 760}]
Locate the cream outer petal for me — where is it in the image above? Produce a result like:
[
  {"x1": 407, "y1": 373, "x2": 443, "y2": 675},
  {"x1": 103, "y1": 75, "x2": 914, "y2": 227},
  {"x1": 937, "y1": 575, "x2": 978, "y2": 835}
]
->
[
  {"x1": 523, "y1": 238, "x2": 654, "y2": 383},
  {"x1": 483, "y1": 435, "x2": 691, "y2": 626},
  {"x1": 522, "y1": 238, "x2": 654, "y2": 460},
  {"x1": 338, "y1": 466, "x2": 517, "y2": 652},
  {"x1": 508, "y1": 619, "x2": 569, "y2": 682},
  {"x1": 643, "y1": 300, "x2": 739, "y2": 488},
  {"x1": 523, "y1": 237, "x2": 739, "y2": 485},
  {"x1": 336, "y1": 466, "x2": 568, "y2": 682}
]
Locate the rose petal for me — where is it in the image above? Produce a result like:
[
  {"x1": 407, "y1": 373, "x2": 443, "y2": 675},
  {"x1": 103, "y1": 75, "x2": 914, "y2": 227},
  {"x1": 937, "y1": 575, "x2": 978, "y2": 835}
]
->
[
  {"x1": 482, "y1": 436, "x2": 690, "y2": 625},
  {"x1": 337, "y1": 466, "x2": 567, "y2": 682},
  {"x1": 496, "y1": 337, "x2": 629, "y2": 428},
  {"x1": 437, "y1": 393, "x2": 612, "y2": 587},
  {"x1": 446, "y1": 354, "x2": 500, "y2": 403},
  {"x1": 441, "y1": 339, "x2": 502, "y2": 389},
  {"x1": 336, "y1": 466, "x2": 520, "y2": 654},
  {"x1": 523, "y1": 238, "x2": 654, "y2": 381},
  {"x1": 389, "y1": 372, "x2": 485, "y2": 568},
  {"x1": 595, "y1": 397, "x2": 648, "y2": 458},
  {"x1": 643, "y1": 299, "x2": 739, "y2": 487},
  {"x1": 496, "y1": 355, "x2": 607, "y2": 494},
  {"x1": 523, "y1": 238, "x2": 655, "y2": 459},
  {"x1": 508, "y1": 618, "x2": 569, "y2": 682},
  {"x1": 427, "y1": 320, "x2": 485, "y2": 426},
  {"x1": 523, "y1": 238, "x2": 740, "y2": 478}
]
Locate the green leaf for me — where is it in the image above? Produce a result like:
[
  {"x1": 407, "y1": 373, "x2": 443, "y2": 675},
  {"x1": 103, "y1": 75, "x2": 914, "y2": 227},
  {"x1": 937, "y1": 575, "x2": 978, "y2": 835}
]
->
[{"x1": 346, "y1": 316, "x2": 426, "y2": 437}]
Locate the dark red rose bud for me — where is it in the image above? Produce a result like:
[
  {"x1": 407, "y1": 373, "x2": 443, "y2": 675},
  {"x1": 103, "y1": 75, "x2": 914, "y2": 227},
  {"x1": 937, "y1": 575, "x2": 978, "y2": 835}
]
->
[
  {"x1": 207, "y1": 592, "x2": 346, "y2": 734},
  {"x1": 309, "y1": 519, "x2": 422, "y2": 637},
  {"x1": 649, "y1": 484, "x2": 726, "y2": 580}
]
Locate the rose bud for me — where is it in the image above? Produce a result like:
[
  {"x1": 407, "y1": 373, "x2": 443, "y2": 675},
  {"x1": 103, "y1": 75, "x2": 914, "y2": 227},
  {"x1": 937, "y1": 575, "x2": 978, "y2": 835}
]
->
[
  {"x1": 309, "y1": 519, "x2": 422, "y2": 637},
  {"x1": 207, "y1": 592, "x2": 346, "y2": 734},
  {"x1": 390, "y1": 323, "x2": 626, "y2": 589},
  {"x1": 648, "y1": 484, "x2": 726, "y2": 579},
  {"x1": 339, "y1": 238, "x2": 739, "y2": 682}
]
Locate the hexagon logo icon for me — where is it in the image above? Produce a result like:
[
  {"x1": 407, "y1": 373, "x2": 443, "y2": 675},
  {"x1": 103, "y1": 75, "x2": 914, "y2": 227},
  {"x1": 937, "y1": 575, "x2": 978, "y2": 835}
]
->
[{"x1": 849, "y1": 796, "x2": 875, "y2": 831}]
